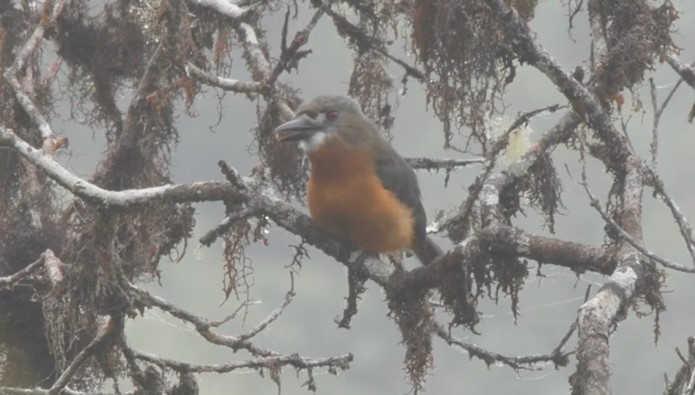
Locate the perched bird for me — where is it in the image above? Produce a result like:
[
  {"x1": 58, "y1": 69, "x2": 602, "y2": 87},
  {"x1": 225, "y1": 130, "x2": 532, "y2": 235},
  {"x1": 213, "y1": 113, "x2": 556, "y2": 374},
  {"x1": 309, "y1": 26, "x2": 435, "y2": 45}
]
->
[{"x1": 274, "y1": 96, "x2": 442, "y2": 264}]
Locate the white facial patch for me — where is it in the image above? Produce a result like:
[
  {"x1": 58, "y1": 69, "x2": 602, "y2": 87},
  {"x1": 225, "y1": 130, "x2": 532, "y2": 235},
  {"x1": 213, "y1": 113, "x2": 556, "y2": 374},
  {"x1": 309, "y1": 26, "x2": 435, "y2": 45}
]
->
[{"x1": 299, "y1": 131, "x2": 328, "y2": 152}]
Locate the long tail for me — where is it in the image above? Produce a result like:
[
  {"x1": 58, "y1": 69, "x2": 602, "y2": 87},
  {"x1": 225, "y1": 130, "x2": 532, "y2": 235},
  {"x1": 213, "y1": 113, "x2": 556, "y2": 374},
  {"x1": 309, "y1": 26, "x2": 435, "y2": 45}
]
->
[{"x1": 412, "y1": 236, "x2": 444, "y2": 265}]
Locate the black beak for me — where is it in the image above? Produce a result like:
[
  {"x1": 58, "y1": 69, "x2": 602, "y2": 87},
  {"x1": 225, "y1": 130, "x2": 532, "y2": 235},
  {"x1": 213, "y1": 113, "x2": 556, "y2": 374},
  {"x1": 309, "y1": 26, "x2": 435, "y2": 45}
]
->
[{"x1": 274, "y1": 117, "x2": 323, "y2": 142}]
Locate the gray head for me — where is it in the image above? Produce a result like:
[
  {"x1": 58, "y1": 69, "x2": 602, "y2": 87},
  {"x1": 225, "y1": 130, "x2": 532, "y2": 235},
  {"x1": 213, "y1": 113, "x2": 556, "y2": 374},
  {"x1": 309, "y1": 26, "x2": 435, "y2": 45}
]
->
[{"x1": 274, "y1": 96, "x2": 375, "y2": 152}]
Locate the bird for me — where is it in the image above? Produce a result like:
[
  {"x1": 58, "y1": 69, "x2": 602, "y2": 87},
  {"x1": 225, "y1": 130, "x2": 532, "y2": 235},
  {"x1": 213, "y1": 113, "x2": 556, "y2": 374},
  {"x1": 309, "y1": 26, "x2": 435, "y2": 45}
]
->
[{"x1": 274, "y1": 95, "x2": 442, "y2": 265}]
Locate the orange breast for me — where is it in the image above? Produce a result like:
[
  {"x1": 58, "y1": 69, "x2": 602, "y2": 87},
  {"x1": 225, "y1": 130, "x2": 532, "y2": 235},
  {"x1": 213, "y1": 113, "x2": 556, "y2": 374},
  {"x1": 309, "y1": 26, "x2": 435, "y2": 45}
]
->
[{"x1": 306, "y1": 140, "x2": 415, "y2": 254}]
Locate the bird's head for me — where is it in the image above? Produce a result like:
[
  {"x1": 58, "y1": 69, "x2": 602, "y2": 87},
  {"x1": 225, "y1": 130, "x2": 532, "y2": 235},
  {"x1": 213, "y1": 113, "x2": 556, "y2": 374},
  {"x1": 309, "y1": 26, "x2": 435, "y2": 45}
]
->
[{"x1": 274, "y1": 96, "x2": 370, "y2": 152}]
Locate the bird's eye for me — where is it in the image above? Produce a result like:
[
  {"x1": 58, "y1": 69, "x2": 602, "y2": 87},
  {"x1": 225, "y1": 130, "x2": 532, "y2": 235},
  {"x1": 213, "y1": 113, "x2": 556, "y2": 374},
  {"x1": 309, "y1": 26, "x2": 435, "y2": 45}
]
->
[{"x1": 326, "y1": 111, "x2": 339, "y2": 122}]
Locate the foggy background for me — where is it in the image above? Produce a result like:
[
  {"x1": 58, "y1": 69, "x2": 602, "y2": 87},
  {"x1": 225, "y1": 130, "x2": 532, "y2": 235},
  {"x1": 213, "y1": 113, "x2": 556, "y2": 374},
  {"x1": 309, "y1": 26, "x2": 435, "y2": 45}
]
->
[{"x1": 55, "y1": 1, "x2": 695, "y2": 393}]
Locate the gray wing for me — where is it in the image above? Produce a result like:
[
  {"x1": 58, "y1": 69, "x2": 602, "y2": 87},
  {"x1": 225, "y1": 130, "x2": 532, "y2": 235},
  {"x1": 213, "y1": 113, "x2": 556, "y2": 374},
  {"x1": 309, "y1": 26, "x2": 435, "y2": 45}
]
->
[{"x1": 373, "y1": 142, "x2": 427, "y2": 240}]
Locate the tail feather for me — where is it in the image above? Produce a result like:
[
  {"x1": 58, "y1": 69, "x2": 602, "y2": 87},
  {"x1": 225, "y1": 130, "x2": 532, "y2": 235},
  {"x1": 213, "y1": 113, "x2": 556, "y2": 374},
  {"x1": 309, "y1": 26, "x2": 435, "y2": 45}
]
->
[{"x1": 412, "y1": 236, "x2": 443, "y2": 265}]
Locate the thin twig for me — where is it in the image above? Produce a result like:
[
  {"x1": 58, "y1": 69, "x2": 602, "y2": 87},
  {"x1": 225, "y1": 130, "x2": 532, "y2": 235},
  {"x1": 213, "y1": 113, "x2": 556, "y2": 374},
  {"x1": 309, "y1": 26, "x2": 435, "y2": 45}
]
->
[
  {"x1": 185, "y1": 63, "x2": 262, "y2": 93},
  {"x1": 405, "y1": 157, "x2": 484, "y2": 171},
  {"x1": 644, "y1": 168, "x2": 695, "y2": 266},
  {"x1": 0, "y1": 387, "x2": 124, "y2": 395},
  {"x1": 433, "y1": 321, "x2": 572, "y2": 370},
  {"x1": 128, "y1": 347, "x2": 352, "y2": 374},
  {"x1": 237, "y1": 276, "x2": 296, "y2": 343},
  {"x1": 325, "y1": 8, "x2": 425, "y2": 82},
  {"x1": 209, "y1": 301, "x2": 253, "y2": 328},
  {"x1": 130, "y1": 284, "x2": 279, "y2": 357},
  {"x1": 581, "y1": 170, "x2": 695, "y2": 273},
  {"x1": 334, "y1": 268, "x2": 367, "y2": 329},
  {"x1": 649, "y1": 67, "x2": 690, "y2": 166},
  {"x1": 268, "y1": 5, "x2": 327, "y2": 86},
  {"x1": 199, "y1": 206, "x2": 257, "y2": 246}
]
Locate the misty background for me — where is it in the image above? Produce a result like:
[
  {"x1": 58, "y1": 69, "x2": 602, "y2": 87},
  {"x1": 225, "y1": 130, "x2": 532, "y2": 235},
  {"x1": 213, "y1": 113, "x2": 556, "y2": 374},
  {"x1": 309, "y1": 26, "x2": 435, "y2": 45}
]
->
[{"x1": 53, "y1": 0, "x2": 695, "y2": 393}]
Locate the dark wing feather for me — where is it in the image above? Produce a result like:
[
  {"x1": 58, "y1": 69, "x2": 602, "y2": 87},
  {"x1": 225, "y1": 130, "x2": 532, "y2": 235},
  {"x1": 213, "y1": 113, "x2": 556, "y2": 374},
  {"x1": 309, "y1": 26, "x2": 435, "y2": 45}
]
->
[
  {"x1": 373, "y1": 139, "x2": 442, "y2": 264},
  {"x1": 373, "y1": 142, "x2": 427, "y2": 240}
]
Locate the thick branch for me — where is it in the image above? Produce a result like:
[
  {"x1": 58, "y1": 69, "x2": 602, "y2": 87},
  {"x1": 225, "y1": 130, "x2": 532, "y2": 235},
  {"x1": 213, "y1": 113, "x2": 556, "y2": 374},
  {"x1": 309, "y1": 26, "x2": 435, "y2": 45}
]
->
[
  {"x1": 394, "y1": 222, "x2": 614, "y2": 293},
  {"x1": 666, "y1": 55, "x2": 695, "y2": 89},
  {"x1": 575, "y1": 157, "x2": 645, "y2": 395},
  {"x1": 0, "y1": 127, "x2": 237, "y2": 206},
  {"x1": 188, "y1": 0, "x2": 251, "y2": 19}
]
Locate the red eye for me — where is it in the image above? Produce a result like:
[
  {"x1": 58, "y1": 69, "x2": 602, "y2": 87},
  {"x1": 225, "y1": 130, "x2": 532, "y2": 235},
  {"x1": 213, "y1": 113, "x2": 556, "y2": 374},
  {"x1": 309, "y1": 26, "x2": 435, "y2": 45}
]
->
[{"x1": 326, "y1": 111, "x2": 339, "y2": 122}]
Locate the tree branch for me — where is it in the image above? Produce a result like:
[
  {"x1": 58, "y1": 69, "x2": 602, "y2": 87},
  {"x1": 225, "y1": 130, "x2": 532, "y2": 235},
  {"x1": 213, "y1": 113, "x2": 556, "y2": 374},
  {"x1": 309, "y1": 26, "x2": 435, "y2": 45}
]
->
[
  {"x1": 405, "y1": 157, "x2": 484, "y2": 171},
  {"x1": 128, "y1": 348, "x2": 352, "y2": 374},
  {"x1": 433, "y1": 320, "x2": 572, "y2": 370},
  {"x1": 574, "y1": 157, "x2": 645, "y2": 395},
  {"x1": 127, "y1": 281, "x2": 352, "y2": 381},
  {"x1": 666, "y1": 55, "x2": 695, "y2": 89},
  {"x1": 188, "y1": 0, "x2": 252, "y2": 19},
  {"x1": 445, "y1": 105, "x2": 570, "y2": 242},
  {"x1": 485, "y1": 0, "x2": 631, "y2": 170},
  {"x1": 3, "y1": 0, "x2": 69, "y2": 150},
  {"x1": 0, "y1": 256, "x2": 43, "y2": 288},
  {"x1": 583, "y1": 172, "x2": 693, "y2": 273},
  {"x1": 185, "y1": 62, "x2": 262, "y2": 93},
  {"x1": 0, "y1": 127, "x2": 237, "y2": 206},
  {"x1": 48, "y1": 317, "x2": 116, "y2": 395},
  {"x1": 644, "y1": 168, "x2": 695, "y2": 267}
]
